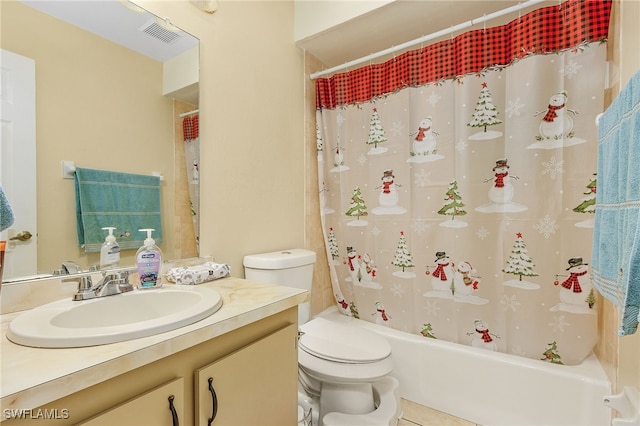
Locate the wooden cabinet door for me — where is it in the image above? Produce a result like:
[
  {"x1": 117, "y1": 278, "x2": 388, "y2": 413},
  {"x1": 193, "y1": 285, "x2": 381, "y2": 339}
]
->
[
  {"x1": 195, "y1": 324, "x2": 298, "y2": 426},
  {"x1": 76, "y1": 377, "x2": 184, "y2": 426}
]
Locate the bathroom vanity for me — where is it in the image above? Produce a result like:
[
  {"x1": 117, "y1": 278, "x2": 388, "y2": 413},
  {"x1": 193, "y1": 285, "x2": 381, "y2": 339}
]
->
[{"x1": 0, "y1": 277, "x2": 307, "y2": 425}]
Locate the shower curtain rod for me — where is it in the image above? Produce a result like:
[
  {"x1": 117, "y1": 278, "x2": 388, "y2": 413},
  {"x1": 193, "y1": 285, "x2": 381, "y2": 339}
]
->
[
  {"x1": 179, "y1": 109, "x2": 199, "y2": 118},
  {"x1": 309, "y1": 0, "x2": 546, "y2": 80}
]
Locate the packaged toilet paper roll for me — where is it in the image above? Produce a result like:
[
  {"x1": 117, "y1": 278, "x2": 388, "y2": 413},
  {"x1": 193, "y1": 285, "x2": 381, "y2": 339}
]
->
[{"x1": 165, "y1": 262, "x2": 230, "y2": 285}]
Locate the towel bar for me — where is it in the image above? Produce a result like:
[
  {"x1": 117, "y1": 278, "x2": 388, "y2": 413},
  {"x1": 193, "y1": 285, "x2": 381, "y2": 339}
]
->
[{"x1": 61, "y1": 160, "x2": 163, "y2": 181}]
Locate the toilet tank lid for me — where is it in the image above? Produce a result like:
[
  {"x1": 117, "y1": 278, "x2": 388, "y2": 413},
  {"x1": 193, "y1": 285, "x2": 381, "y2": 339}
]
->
[{"x1": 243, "y1": 249, "x2": 317, "y2": 269}]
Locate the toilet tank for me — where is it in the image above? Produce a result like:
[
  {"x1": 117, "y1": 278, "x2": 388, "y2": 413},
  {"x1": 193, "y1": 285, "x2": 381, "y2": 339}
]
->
[
  {"x1": 243, "y1": 249, "x2": 316, "y2": 324},
  {"x1": 243, "y1": 249, "x2": 316, "y2": 291}
]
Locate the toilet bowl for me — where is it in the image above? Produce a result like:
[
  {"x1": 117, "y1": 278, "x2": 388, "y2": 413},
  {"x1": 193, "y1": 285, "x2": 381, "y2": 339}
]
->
[
  {"x1": 298, "y1": 317, "x2": 400, "y2": 425},
  {"x1": 243, "y1": 249, "x2": 401, "y2": 426},
  {"x1": 322, "y1": 376, "x2": 401, "y2": 426}
]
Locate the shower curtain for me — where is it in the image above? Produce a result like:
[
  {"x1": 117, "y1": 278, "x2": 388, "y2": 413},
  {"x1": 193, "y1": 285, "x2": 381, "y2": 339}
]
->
[
  {"x1": 315, "y1": 0, "x2": 611, "y2": 365},
  {"x1": 183, "y1": 114, "x2": 200, "y2": 252}
]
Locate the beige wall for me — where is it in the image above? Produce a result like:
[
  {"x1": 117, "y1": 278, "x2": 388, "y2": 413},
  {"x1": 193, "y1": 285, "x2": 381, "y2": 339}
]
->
[
  {"x1": 1, "y1": 0, "x2": 305, "y2": 278},
  {"x1": 294, "y1": 0, "x2": 392, "y2": 41},
  {"x1": 1, "y1": 0, "x2": 176, "y2": 273},
  {"x1": 138, "y1": 0, "x2": 306, "y2": 277}
]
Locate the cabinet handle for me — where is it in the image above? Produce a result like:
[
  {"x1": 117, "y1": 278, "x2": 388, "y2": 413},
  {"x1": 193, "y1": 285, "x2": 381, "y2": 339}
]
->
[
  {"x1": 207, "y1": 377, "x2": 218, "y2": 425},
  {"x1": 168, "y1": 395, "x2": 179, "y2": 426}
]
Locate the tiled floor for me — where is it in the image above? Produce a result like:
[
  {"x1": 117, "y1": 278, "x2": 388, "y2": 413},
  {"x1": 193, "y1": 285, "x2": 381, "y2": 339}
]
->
[{"x1": 399, "y1": 399, "x2": 479, "y2": 426}]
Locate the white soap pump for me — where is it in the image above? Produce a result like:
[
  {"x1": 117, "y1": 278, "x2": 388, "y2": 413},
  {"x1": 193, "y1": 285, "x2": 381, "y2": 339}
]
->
[
  {"x1": 136, "y1": 228, "x2": 163, "y2": 288},
  {"x1": 100, "y1": 227, "x2": 120, "y2": 269}
]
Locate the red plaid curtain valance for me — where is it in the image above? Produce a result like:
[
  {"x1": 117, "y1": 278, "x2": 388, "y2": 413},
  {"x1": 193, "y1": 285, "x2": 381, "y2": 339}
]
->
[
  {"x1": 182, "y1": 114, "x2": 199, "y2": 140},
  {"x1": 315, "y1": 0, "x2": 611, "y2": 109}
]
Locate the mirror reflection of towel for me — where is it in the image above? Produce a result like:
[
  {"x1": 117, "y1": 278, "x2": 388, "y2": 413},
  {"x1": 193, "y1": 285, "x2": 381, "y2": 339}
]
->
[
  {"x1": 0, "y1": 186, "x2": 15, "y2": 232},
  {"x1": 74, "y1": 168, "x2": 162, "y2": 252}
]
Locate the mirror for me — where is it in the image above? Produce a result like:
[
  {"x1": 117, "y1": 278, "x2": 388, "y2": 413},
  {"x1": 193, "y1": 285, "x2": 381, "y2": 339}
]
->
[{"x1": 0, "y1": 0, "x2": 200, "y2": 282}]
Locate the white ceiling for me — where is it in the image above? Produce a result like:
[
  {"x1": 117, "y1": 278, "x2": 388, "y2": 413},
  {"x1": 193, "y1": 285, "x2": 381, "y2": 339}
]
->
[
  {"x1": 18, "y1": 0, "x2": 199, "y2": 63},
  {"x1": 297, "y1": 0, "x2": 554, "y2": 71}
]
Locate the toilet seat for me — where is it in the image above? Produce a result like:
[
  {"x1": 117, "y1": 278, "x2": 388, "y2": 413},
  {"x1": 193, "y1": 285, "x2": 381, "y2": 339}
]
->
[
  {"x1": 299, "y1": 348, "x2": 394, "y2": 383},
  {"x1": 298, "y1": 317, "x2": 391, "y2": 363},
  {"x1": 298, "y1": 317, "x2": 394, "y2": 384}
]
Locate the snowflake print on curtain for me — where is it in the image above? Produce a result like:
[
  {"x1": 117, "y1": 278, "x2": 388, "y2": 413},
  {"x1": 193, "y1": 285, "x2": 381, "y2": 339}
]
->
[{"x1": 315, "y1": 0, "x2": 611, "y2": 365}]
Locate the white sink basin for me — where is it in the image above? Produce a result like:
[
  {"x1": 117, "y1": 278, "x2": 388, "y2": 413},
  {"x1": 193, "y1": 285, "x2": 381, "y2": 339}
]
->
[{"x1": 6, "y1": 285, "x2": 223, "y2": 348}]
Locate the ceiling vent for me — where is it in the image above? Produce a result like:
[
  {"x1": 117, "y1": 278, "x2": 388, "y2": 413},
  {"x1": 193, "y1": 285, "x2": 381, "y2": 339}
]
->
[{"x1": 138, "y1": 19, "x2": 181, "y2": 44}]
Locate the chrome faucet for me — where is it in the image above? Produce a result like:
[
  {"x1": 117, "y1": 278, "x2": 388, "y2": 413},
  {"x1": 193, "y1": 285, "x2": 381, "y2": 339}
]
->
[
  {"x1": 60, "y1": 260, "x2": 82, "y2": 275},
  {"x1": 64, "y1": 268, "x2": 135, "y2": 301}
]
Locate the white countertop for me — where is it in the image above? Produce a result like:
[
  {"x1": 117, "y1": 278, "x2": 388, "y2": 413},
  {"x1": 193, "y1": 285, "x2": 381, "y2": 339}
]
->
[{"x1": 0, "y1": 277, "x2": 307, "y2": 412}]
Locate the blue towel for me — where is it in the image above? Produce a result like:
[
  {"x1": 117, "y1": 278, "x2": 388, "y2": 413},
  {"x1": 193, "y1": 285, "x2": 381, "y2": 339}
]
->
[
  {"x1": 592, "y1": 68, "x2": 640, "y2": 336},
  {"x1": 0, "y1": 186, "x2": 15, "y2": 232},
  {"x1": 74, "y1": 167, "x2": 162, "y2": 253}
]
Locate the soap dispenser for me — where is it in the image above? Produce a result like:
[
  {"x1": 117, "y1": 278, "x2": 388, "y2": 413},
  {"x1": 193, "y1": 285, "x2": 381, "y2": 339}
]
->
[
  {"x1": 136, "y1": 228, "x2": 163, "y2": 289},
  {"x1": 100, "y1": 227, "x2": 120, "y2": 270}
]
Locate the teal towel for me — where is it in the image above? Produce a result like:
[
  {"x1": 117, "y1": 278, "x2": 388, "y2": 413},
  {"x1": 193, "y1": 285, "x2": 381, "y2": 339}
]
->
[
  {"x1": 0, "y1": 185, "x2": 15, "y2": 232},
  {"x1": 74, "y1": 167, "x2": 162, "y2": 253},
  {"x1": 592, "y1": 68, "x2": 640, "y2": 336}
]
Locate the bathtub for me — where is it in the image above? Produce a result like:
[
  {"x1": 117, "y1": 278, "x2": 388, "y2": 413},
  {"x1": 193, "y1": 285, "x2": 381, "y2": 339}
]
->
[{"x1": 316, "y1": 307, "x2": 612, "y2": 426}]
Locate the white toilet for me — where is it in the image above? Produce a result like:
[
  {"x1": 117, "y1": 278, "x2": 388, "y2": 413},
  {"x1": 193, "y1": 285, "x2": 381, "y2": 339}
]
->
[{"x1": 243, "y1": 249, "x2": 401, "y2": 426}]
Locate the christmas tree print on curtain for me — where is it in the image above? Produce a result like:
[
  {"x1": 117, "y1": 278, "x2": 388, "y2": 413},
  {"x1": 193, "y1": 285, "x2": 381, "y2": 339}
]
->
[
  {"x1": 407, "y1": 117, "x2": 444, "y2": 163},
  {"x1": 392, "y1": 231, "x2": 415, "y2": 278},
  {"x1": 438, "y1": 180, "x2": 468, "y2": 228},
  {"x1": 467, "y1": 82, "x2": 503, "y2": 140},
  {"x1": 452, "y1": 260, "x2": 488, "y2": 305},
  {"x1": 345, "y1": 187, "x2": 368, "y2": 226},
  {"x1": 551, "y1": 257, "x2": 594, "y2": 314},
  {"x1": 424, "y1": 251, "x2": 455, "y2": 298},
  {"x1": 467, "y1": 320, "x2": 499, "y2": 351},
  {"x1": 503, "y1": 233, "x2": 540, "y2": 289},
  {"x1": 420, "y1": 323, "x2": 437, "y2": 338},
  {"x1": 540, "y1": 341, "x2": 563, "y2": 364},
  {"x1": 573, "y1": 174, "x2": 596, "y2": 228},
  {"x1": 327, "y1": 227, "x2": 339, "y2": 265},
  {"x1": 475, "y1": 158, "x2": 528, "y2": 213},
  {"x1": 529, "y1": 91, "x2": 583, "y2": 149},
  {"x1": 349, "y1": 301, "x2": 360, "y2": 319},
  {"x1": 371, "y1": 169, "x2": 407, "y2": 215},
  {"x1": 344, "y1": 246, "x2": 381, "y2": 289},
  {"x1": 366, "y1": 108, "x2": 389, "y2": 155}
]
